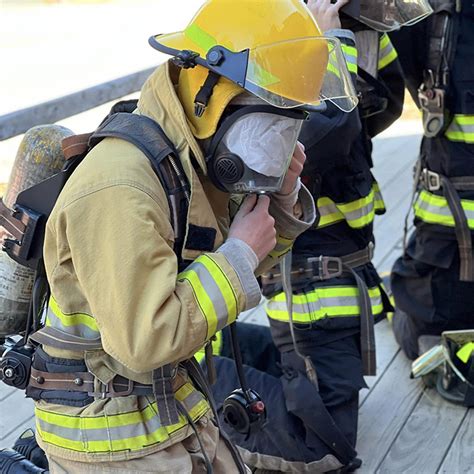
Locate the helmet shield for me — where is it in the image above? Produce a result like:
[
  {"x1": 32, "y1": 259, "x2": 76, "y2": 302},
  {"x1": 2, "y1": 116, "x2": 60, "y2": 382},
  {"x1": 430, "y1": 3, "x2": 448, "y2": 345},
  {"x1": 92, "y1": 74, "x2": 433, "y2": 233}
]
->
[
  {"x1": 358, "y1": 0, "x2": 433, "y2": 32},
  {"x1": 245, "y1": 37, "x2": 358, "y2": 112},
  {"x1": 150, "y1": 35, "x2": 358, "y2": 113}
]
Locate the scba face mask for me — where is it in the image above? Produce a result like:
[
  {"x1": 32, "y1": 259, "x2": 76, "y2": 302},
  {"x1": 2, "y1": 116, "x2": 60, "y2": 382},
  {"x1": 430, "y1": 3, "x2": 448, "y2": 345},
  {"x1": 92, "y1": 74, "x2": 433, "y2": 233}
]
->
[{"x1": 206, "y1": 105, "x2": 306, "y2": 194}]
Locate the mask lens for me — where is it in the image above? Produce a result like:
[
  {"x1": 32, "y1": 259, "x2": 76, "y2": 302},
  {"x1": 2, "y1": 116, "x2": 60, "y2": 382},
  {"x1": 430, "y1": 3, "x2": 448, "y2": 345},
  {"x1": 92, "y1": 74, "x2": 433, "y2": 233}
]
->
[{"x1": 215, "y1": 112, "x2": 303, "y2": 193}]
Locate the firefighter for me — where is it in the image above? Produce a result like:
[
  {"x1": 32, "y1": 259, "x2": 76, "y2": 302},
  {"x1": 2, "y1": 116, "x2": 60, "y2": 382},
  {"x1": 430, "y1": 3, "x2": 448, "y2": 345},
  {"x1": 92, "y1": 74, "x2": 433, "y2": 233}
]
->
[
  {"x1": 207, "y1": 0, "x2": 433, "y2": 472},
  {"x1": 19, "y1": 1, "x2": 363, "y2": 472},
  {"x1": 390, "y1": 0, "x2": 474, "y2": 361}
]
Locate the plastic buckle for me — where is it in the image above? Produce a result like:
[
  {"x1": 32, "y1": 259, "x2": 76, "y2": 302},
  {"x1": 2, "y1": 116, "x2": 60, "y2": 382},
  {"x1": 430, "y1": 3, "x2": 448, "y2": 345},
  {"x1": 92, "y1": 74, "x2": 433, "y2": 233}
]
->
[
  {"x1": 421, "y1": 168, "x2": 441, "y2": 192},
  {"x1": 308, "y1": 256, "x2": 343, "y2": 281}
]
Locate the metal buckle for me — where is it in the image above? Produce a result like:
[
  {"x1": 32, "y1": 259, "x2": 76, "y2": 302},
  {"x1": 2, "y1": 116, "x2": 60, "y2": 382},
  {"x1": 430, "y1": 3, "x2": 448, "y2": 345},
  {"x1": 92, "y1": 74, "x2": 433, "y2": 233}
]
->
[
  {"x1": 421, "y1": 168, "x2": 442, "y2": 192},
  {"x1": 308, "y1": 256, "x2": 343, "y2": 281},
  {"x1": 95, "y1": 378, "x2": 135, "y2": 399}
]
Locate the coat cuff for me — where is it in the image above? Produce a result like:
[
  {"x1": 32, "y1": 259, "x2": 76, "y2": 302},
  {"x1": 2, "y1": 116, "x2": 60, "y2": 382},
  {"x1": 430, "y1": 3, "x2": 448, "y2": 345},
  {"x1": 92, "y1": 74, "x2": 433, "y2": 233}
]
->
[
  {"x1": 269, "y1": 183, "x2": 316, "y2": 240},
  {"x1": 217, "y1": 240, "x2": 262, "y2": 311}
]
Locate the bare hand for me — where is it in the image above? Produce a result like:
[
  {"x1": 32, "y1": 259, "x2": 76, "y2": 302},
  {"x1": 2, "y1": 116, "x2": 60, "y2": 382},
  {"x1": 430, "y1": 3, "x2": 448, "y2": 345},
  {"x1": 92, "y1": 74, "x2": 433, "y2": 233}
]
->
[
  {"x1": 306, "y1": 0, "x2": 350, "y2": 33},
  {"x1": 279, "y1": 141, "x2": 306, "y2": 196},
  {"x1": 228, "y1": 194, "x2": 276, "y2": 263}
]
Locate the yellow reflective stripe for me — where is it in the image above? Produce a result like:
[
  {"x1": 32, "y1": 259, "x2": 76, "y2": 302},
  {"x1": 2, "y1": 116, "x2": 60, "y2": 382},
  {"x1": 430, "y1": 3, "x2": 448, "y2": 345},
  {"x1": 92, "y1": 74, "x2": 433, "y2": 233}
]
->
[
  {"x1": 378, "y1": 34, "x2": 397, "y2": 70},
  {"x1": 341, "y1": 43, "x2": 357, "y2": 74},
  {"x1": 445, "y1": 115, "x2": 474, "y2": 144},
  {"x1": 266, "y1": 286, "x2": 383, "y2": 323},
  {"x1": 201, "y1": 255, "x2": 238, "y2": 327},
  {"x1": 48, "y1": 296, "x2": 98, "y2": 333},
  {"x1": 316, "y1": 184, "x2": 385, "y2": 229},
  {"x1": 36, "y1": 383, "x2": 210, "y2": 453},
  {"x1": 195, "y1": 330, "x2": 224, "y2": 363},
  {"x1": 184, "y1": 23, "x2": 217, "y2": 52},
  {"x1": 414, "y1": 190, "x2": 474, "y2": 229},
  {"x1": 178, "y1": 255, "x2": 238, "y2": 338},
  {"x1": 269, "y1": 235, "x2": 293, "y2": 259}
]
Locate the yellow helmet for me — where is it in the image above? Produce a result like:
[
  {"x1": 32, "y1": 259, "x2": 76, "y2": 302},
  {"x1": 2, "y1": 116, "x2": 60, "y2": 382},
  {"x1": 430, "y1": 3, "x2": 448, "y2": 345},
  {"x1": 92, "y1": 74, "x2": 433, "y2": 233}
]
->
[{"x1": 149, "y1": 0, "x2": 357, "y2": 114}]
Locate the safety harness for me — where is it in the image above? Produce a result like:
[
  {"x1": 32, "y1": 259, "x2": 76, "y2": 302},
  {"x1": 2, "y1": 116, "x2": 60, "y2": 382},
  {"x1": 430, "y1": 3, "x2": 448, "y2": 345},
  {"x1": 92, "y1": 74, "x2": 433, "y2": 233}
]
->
[{"x1": 409, "y1": 0, "x2": 474, "y2": 282}]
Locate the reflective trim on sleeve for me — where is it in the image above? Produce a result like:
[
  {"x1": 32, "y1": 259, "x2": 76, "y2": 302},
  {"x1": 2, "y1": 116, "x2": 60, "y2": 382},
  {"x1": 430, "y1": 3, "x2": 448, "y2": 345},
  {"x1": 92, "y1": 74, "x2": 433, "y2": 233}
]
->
[
  {"x1": 378, "y1": 34, "x2": 397, "y2": 70},
  {"x1": 316, "y1": 184, "x2": 385, "y2": 229},
  {"x1": 266, "y1": 285, "x2": 383, "y2": 323},
  {"x1": 268, "y1": 235, "x2": 293, "y2": 259},
  {"x1": 45, "y1": 296, "x2": 100, "y2": 340},
  {"x1": 445, "y1": 115, "x2": 474, "y2": 144},
  {"x1": 341, "y1": 43, "x2": 358, "y2": 74},
  {"x1": 194, "y1": 330, "x2": 224, "y2": 364},
  {"x1": 414, "y1": 189, "x2": 474, "y2": 229},
  {"x1": 35, "y1": 382, "x2": 209, "y2": 454},
  {"x1": 178, "y1": 254, "x2": 238, "y2": 339}
]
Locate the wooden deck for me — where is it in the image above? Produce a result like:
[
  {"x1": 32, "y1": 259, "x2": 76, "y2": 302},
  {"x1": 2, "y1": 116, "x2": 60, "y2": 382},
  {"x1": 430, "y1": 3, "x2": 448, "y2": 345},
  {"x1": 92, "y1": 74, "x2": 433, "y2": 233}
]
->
[{"x1": 1, "y1": 121, "x2": 472, "y2": 472}]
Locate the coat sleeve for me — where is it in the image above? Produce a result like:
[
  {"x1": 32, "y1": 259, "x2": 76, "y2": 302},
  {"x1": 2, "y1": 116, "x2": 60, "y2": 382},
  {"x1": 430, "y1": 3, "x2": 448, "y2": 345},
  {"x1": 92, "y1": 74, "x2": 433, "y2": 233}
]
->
[
  {"x1": 61, "y1": 183, "x2": 258, "y2": 373},
  {"x1": 365, "y1": 33, "x2": 405, "y2": 138}
]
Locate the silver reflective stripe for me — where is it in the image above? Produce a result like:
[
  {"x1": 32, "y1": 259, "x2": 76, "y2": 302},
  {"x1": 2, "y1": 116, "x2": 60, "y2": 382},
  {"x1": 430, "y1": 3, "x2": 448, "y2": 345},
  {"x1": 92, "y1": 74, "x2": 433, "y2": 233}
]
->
[
  {"x1": 378, "y1": 34, "x2": 397, "y2": 70},
  {"x1": 46, "y1": 307, "x2": 100, "y2": 340},
  {"x1": 446, "y1": 115, "x2": 474, "y2": 143},
  {"x1": 187, "y1": 261, "x2": 230, "y2": 332},
  {"x1": 415, "y1": 193, "x2": 474, "y2": 226}
]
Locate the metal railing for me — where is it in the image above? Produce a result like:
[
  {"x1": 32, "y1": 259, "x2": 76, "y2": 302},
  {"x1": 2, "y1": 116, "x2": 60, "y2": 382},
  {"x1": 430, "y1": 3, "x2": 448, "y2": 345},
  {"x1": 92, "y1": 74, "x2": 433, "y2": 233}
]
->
[{"x1": 0, "y1": 66, "x2": 156, "y2": 141}]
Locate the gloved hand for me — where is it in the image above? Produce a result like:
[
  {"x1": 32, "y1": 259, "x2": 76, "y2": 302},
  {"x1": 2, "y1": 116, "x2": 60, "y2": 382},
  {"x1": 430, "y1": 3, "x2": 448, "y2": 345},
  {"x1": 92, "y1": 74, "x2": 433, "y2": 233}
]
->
[
  {"x1": 306, "y1": 0, "x2": 349, "y2": 32},
  {"x1": 228, "y1": 194, "x2": 276, "y2": 263}
]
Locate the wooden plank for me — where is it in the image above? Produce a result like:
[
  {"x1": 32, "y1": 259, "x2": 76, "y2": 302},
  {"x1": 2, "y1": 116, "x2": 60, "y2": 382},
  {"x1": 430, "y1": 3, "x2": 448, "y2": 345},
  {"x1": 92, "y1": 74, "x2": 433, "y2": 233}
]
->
[
  {"x1": 357, "y1": 352, "x2": 423, "y2": 473},
  {"x1": 438, "y1": 409, "x2": 474, "y2": 473},
  {"x1": 360, "y1": 319, "x2": 400, "y2": 405},
  {"x1": 377, "y1": 389, "x2": 467, "y2": 473},
  {"x1": 0, "y1": 67, "x2": 156, "y2": 141}
]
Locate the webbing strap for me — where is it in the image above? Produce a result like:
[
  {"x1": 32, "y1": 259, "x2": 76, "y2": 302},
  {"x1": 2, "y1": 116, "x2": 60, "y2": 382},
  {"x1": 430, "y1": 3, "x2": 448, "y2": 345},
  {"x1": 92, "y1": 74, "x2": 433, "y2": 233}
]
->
[
  {"x1": 441, "y1": 176, "x2": 474, "y2": 281},
  {"x1": 152, "y1": 366, "x2": 180, "y2": 426},
  {"x1": 419, "y1": 169, "x2": 474, "y2": 281}
]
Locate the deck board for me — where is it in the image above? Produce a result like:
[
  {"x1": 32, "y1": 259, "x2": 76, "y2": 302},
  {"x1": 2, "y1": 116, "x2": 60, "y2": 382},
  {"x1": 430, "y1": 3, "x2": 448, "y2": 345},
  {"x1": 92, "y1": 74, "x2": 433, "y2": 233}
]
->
[
  {"x1": 376, "y1": 389, "x2": 467, "y2": 474},
  {"x1": 438, "y1": 410, "x2": 474, "y2": 473}
]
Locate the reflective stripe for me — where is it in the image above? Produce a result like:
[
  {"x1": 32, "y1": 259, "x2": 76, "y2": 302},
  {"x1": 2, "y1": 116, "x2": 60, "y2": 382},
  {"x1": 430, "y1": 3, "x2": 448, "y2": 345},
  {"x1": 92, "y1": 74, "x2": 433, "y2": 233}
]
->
[
  {"x1": 195, "y1": 330, "x2": 224, "y2": 364},
  {"x1": 35, "y1": 382, "x2": 209, "y2": 453},
  {"x1": 45, "y1": 296, "x2": 100, "y2": 340},
  {"x1": 269, "y1": 235, "x2": 293, "y2": 259},
  {"x1": 184, "y1": 23, "x2": 217, "y2": 51},
  {"x1": 341, "y1": 43, "x2": 358, "y2": 74},
  {"x1": 178, "y1": 255, "x2": 238, "y2": 339},
  {"x1": 378, "y1": 34, "x2": 397, "y2": 70},
  {"x1": 445, "y1": 115, "x2": 474, "y2": 144},
  {"x1": 316, "y1": 184, "x2": 385, "y2": 229},
  {"x1": 266, "y1": 286, "x2": 383, "y2": 323},
  {"x1": 414, "y1": 190, "x2": 474, "y2": 229}
]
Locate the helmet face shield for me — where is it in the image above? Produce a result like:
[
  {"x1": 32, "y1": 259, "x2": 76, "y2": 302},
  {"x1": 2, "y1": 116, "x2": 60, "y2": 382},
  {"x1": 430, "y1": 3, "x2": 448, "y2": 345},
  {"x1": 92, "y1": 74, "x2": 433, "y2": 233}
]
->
[
  {"x1": 359, "y1": 0, "x2": 433, "y2": 32},
  {"x1": 150, "y1": 35, "x2": 358, "y2": 113},
  {"x1": 245, "y1": 37, "x2": 358, "y2": 112}
]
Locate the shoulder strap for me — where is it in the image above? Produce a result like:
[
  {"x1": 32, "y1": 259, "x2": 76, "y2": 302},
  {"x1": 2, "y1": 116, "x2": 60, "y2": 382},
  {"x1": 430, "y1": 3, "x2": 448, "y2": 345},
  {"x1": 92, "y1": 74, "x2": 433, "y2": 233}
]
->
[{"x1": 89, "y1": 113, "x2": 190, "y2": 258}]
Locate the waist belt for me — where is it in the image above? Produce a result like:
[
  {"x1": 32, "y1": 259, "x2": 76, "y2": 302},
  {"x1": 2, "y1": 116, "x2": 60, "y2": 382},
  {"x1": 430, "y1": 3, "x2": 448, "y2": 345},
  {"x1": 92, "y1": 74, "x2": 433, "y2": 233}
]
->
[
  {"x1": 420, "y1": 168, "x2": 474, "y2": 281},
  {"x1": 261, "y1": 243, "x2": 374, "y2": 290},
  {"x1": 29, "y1": 367, "x2": 161, "y2": 399},
  {"x1": 29, "y1": 326, "x2": 180, "y2": 426},
  {"x1": 263, "y1": 243, "x2": 377, "y2": 376}
]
